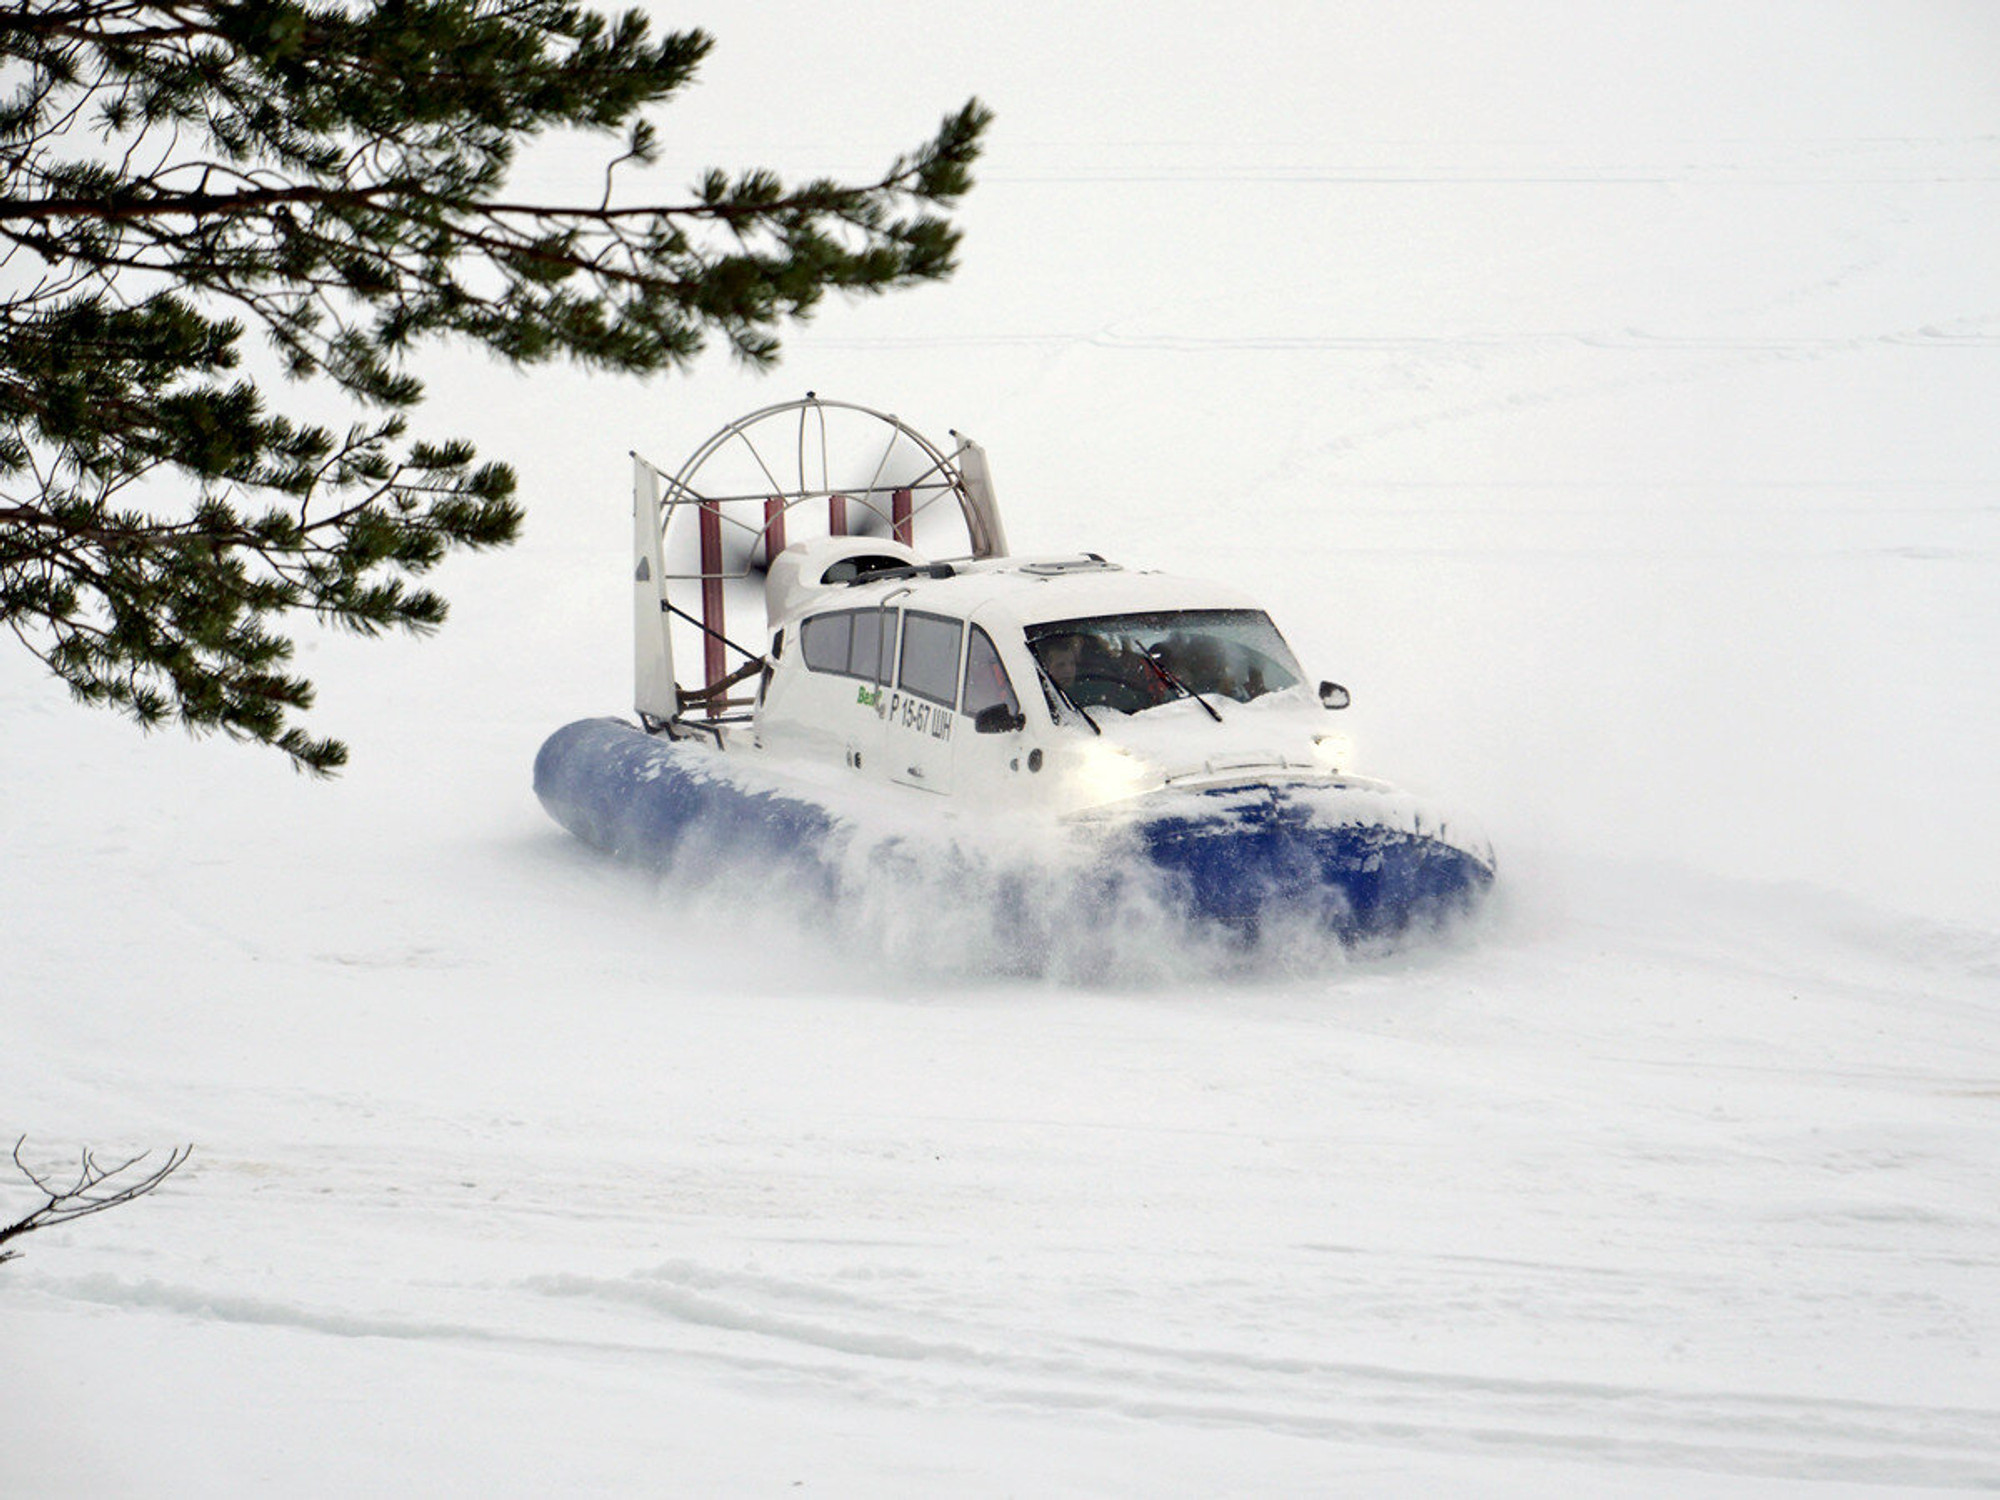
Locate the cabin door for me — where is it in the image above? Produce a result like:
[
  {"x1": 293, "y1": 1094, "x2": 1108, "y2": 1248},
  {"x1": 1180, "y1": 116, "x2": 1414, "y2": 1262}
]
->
[
  {"x1": 951, "y1": 623, "x2": 1029, "y2": 798},
  {"x1": 883, "y1": 610, "x2": 963, "y2": 794}
]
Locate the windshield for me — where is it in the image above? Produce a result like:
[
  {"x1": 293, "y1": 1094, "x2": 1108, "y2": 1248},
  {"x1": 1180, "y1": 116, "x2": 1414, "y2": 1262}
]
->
[{"x1": 1027, "y1": 609, "x2": 1305, "y2": 715}]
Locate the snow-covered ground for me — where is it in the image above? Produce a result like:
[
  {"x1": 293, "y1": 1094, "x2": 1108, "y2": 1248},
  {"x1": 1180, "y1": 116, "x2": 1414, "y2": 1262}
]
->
[{"x1": 5, "y1": 4, "x2": 1998, "y2": 1493}]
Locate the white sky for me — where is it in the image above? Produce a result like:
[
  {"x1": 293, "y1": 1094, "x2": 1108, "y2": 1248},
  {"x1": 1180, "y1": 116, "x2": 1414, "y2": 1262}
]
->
[{"x1": 664, "y1": 1, "x2": 2000, "y2": 163}]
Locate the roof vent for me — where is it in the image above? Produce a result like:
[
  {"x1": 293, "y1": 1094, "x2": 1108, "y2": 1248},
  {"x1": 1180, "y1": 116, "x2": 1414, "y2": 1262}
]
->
[{"x1": 1019, "y1": 555, "x2": 1119, "y2": 577}]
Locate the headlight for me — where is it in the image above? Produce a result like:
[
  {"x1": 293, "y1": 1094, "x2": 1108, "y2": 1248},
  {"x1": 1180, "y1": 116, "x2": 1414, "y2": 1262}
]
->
[{"x1": 1067, "y1": 741, "x2": 1155, "y2": 803}]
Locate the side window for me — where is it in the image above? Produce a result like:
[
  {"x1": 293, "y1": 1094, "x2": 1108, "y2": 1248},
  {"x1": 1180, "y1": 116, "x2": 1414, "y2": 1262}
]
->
[
  {"x1": 800, "y1": 612, "x2": 851, "y2": 674},
  {"x1": 849, "y1": 608, "x2": 882, "y2": 681},
  {"x1": 961, "y1": 626, "x2": 1020, "y2": 719},
  {"x1": 876, "y1": 609, "x2": 898, "y2": 684},
  {"x1": 898, "y1": 612, "x2": 963, "y2": 706}
]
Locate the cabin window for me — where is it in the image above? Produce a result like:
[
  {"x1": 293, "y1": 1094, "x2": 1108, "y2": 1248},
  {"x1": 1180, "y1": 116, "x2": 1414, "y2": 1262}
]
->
[
  {"x1": 800, "y1": 607, "x2": 898, "y2": 684},
  {"x1": 961, "y1": 626, "x2": 1019, "y2": 719},
  {"x1": 878, "y1": 609, "x2": 900, "y2": 684},
  {"x1": 897, "y1": 611, "x2": 963, "y2": 707},
  {"x1": 849, "y1": 608, "x2": 882, "y2": 682},
  {"x1": 800, "y1": 612, "x2": 852, "y2": 674}
]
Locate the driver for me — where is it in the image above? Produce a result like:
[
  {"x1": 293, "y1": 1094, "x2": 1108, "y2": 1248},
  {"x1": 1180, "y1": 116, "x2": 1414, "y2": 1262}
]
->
[
  {"x1": 1037, "y1": 631, "x2": 1167, "y2": 711},
  {"x1": 1038, "y1": 632, "x2": 1090, "y2": 693}
]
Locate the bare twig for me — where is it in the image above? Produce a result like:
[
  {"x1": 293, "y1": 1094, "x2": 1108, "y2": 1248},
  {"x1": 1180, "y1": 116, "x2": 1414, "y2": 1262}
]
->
[{"x1": 0, "y1": 1135, "x2": 193, "y2": 1264}]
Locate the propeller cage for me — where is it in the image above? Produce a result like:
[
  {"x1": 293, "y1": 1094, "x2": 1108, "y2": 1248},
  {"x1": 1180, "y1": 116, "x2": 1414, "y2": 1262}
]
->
[{"x1": 632, "y1": 396, "x2": 1006, "y2": 733}]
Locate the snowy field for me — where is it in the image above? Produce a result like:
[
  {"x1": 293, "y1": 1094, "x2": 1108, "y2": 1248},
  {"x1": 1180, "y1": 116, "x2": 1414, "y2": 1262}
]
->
[{"x1": 6, "y1": 3, "x2": 1999, "y2": 1494}]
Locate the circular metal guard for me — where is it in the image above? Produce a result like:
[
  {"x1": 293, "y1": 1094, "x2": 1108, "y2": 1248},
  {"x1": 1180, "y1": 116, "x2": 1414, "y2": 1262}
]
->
[{"x1": 640, "y1": 395, "x2": 1003, "y2": 725}]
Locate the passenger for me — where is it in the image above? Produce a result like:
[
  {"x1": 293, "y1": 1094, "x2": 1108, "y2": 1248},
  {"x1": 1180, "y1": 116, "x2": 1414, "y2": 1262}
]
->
[
  {"x1": 1109, "y1": 639, "x2": 1173, "y2": 706},
  {"x1": 1176, "y1": 636, "x2": 1238, "y2": 699},
  {"x1": 1152, "y1": 634, "x2": 1204, "y2": 693}
]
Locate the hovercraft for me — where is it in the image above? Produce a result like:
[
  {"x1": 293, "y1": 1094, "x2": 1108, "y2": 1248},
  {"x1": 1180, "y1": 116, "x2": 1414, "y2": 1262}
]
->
[{"x1": 534, "y1": 396, "x2": 1494, "y2": 940}]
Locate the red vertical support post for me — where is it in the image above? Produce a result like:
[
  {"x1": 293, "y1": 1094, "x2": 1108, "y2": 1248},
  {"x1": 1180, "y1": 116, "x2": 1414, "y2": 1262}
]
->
[
  {"x1": 698, "y1": 497, "x2": 725, "y2": 716},
  {"x1": 892, "y1": 486, "x2": 913, "y2": 546},
  {"x1": 763, "y1": 496, "x2": 787, "y2": 567},
  {"x1": 828, "y1": 493, "x2": 847, "y2": 537}
]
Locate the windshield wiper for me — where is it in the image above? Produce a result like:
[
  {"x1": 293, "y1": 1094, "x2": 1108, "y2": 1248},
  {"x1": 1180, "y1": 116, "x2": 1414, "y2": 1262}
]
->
[
  {"x1": 1143, "y1": 651, "x2": 1223, "y2": 723},
  {"x1": 1037, "y1": 664, "x2": 1101, "y2": 734}
]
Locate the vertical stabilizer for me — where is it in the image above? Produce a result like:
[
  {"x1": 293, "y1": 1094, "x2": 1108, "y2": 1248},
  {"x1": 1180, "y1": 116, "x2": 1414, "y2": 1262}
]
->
[
  {"x1": 952, "y1": 436, "x2": 1008, "y2": 559},
  {"x1": 632, "y1": 454, "x2": 676, "y2": 729}
]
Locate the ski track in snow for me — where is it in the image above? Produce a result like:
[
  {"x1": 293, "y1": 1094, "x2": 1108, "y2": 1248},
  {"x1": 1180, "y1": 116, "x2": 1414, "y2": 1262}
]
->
[
  {"x1": 19, "y1": 1130, "x2": 2000, "y2": 1491},
  {"x1": 514, "y1": 1265, "x2": 2000, "y2": 1487},
  {"x1": 7, "y1": 843, "x2": 2000, "y2": 1494},
  {"x1": 8, "y1": 858, "x2": 1997, "y2": 1492}
]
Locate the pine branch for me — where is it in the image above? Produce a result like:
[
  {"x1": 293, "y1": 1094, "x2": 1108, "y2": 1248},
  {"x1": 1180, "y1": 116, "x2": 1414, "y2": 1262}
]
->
[{"x1": 0, "y1": 2, "x2": 990, "y2": 769}]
